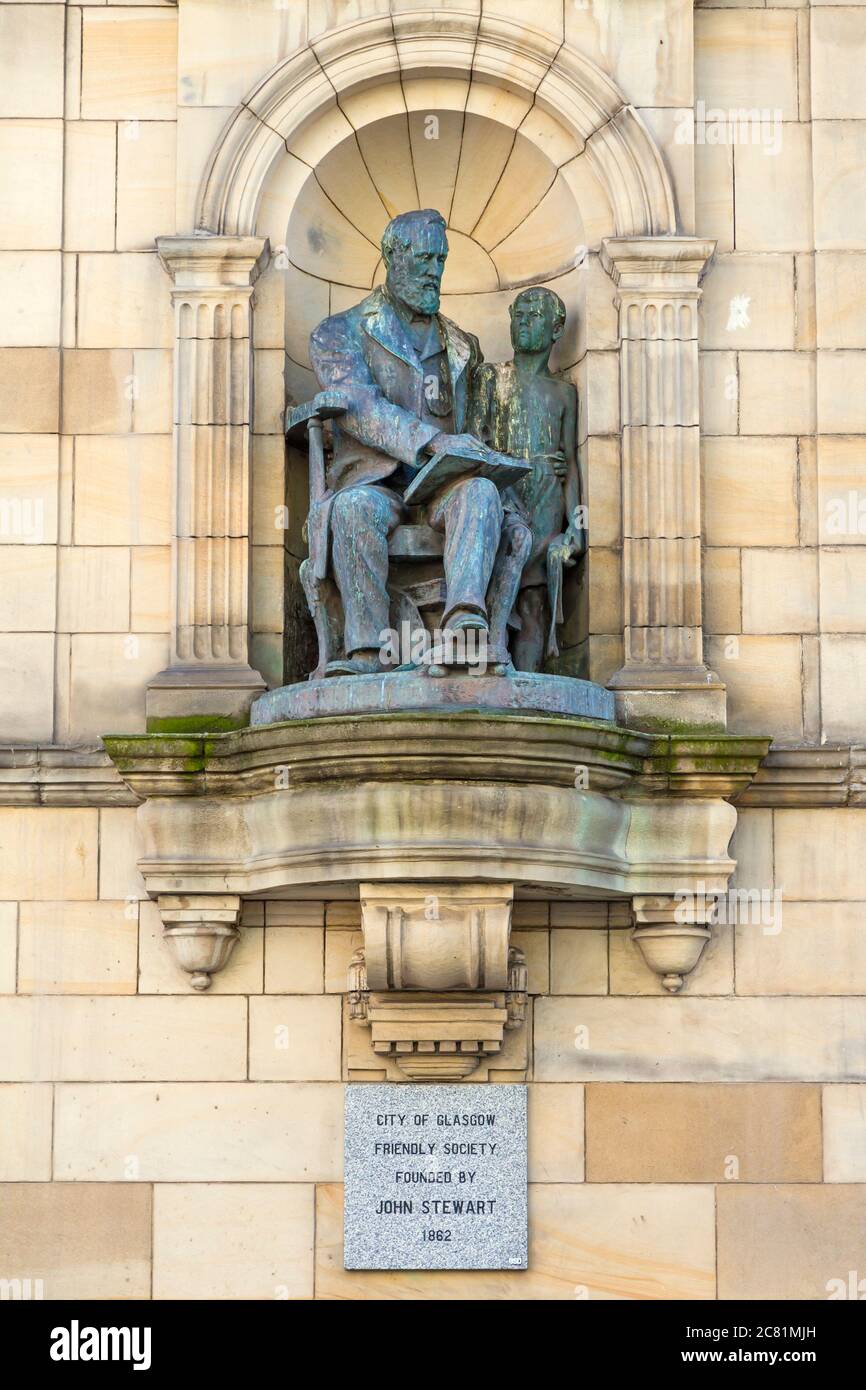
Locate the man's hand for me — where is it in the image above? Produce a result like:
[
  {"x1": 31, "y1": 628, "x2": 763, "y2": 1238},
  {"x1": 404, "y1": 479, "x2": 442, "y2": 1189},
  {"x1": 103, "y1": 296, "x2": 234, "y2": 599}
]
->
[
  {"x1": 533, "y1": 450, "x2": 568, "y2": 481},
  {"x1": 549, "y1": 515, "x2": 587, "y2": 571},
  {"x1": 425, "y1": 431, "x2": 486, "y2": 457},
  {"x1": 563, "y1": 515, "x2": 587, "y2": 561}
]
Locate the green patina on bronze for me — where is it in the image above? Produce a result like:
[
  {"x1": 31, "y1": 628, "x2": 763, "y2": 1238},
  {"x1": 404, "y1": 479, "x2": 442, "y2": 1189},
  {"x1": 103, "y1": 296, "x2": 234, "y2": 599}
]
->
[
  {"x1": 293, "y1": 208, "x2": 587, "y2": 683},
  {"x1": 468, "y1": 284, "x2": 584, "y2": 672}
]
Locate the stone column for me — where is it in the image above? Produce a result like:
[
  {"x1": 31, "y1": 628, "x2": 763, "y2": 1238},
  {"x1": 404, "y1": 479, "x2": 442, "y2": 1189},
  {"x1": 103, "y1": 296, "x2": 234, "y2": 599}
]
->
[
  {"x1": 147, "y1": 234, "x2": 270, "y2": 731},
  {"x1": 601, "y1": 236, "x2": 725, "y2": 732}
]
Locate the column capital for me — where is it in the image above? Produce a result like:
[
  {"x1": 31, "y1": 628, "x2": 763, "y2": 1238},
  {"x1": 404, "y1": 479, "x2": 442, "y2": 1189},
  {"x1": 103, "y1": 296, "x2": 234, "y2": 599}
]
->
[
  {"x1": 601, "y1": 235, "x2": 716, "y2": 290},
  {"x1": 156, "y1": 233, "x2": 270, "y2": 290}
]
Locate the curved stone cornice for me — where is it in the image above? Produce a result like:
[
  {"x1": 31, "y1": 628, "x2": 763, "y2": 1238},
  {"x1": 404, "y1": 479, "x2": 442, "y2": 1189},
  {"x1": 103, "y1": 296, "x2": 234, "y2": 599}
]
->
[
  {"x1": 99, "y1": 715, "x2": 765, "y2": 902},
  {"x1": 103, "y1": 714, "x2": 769, "y2": 803},
  {"x1": 197, "y1": 9, "x2": 677, "y2": 240},
  {"x1": 12, "y1": 736, "x2": 862, "y2": 810}
]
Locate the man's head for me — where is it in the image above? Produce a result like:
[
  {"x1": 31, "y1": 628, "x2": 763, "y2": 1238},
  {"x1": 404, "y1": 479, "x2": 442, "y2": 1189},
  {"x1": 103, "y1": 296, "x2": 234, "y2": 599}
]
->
[
  {"x1": 509, "y1": 287, "x2": 566, "y2": 356},
  {"x1": 382, "y1": 210, "x2": 448, "y2": 316}
]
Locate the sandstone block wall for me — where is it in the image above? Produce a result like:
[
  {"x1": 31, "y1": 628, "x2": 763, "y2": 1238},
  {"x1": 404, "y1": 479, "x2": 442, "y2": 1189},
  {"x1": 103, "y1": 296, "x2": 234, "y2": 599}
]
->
[
  {"x1": 0, "y1": 0, "x2": 865, "y2": 1301},
  {"x1": 0, "y1": 806, "x2": 864, "y2": 1297}
]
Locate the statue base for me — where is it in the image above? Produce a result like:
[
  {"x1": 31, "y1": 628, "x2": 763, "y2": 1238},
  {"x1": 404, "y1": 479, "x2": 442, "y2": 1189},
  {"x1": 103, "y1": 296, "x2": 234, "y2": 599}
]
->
[{"x1": 250, "y1": 669, "x2": 615, "y2": 725}]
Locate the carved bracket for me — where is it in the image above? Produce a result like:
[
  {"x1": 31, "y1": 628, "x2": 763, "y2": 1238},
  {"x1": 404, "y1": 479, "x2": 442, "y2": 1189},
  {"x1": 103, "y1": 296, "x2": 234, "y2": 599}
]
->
[
  {"x1": 350, "y1": 883, "x2": 527, "y2": 1081},
  {"x1": 631, "y1": 892, "x2": 716, "y2": 993},
  {"x1": 157, "y1": 893, "x2": 241, "y2": 991}
]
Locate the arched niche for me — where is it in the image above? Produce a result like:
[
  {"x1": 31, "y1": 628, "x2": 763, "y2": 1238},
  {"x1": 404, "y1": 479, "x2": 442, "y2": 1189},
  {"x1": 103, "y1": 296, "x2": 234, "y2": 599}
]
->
[
  {"x1": 197, "y1": 10, "x2": 677, "y2": 242},
  {"x1": 154, "y1": 8, "x2": 720, "y2": 729},
  {"x1": 249, "y1": 67, "x2": 620, "y2": 680},
  {"x1": 269, "y1": 88, "x2": 604, "y2": 392}
]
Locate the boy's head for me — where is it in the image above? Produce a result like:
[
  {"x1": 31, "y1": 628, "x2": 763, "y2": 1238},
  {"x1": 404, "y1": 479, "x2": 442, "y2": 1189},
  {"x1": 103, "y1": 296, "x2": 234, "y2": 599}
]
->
[{"x1": 509, "y1": 287, "x2": 566, "y2": 355}]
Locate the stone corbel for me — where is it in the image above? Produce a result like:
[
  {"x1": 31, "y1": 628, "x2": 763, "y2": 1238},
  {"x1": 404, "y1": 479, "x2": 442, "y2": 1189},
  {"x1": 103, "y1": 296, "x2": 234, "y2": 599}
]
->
[
  {"x1": 631, "y1": 892, "x2": 715, "y2": 993},
  {"x1": 147, "y1": 234, "x2": 271, "y2": 732},
  {"x1": 157, "y1": 893, "x2": 241, "y2": 991},
  {"x1": 601, "y1": 236, "x2": 725, "y2": 734},
  {"x1": 350, "y1": 883, "x2": 527, "y2": 1081}
]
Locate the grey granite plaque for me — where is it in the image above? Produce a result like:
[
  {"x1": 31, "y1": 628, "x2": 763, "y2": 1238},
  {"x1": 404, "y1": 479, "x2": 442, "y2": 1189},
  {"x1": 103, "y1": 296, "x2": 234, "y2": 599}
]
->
[{"x1": 344, "y1": 1083, "x2": 527, "y2": 1270}]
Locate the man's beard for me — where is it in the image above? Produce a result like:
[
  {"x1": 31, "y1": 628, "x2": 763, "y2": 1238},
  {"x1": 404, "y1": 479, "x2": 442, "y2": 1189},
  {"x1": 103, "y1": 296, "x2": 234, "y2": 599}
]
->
[{"x1": 390, "y1": 270, "x2": 441, "y2": 316}]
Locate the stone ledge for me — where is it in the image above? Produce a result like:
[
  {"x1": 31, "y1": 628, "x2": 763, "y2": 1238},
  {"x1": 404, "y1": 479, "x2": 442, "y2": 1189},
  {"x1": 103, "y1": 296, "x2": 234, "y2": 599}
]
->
[
  {"x1": 0, "y1": 745, "x2": 137, "y2": 807},
  {"x1": 19, "y1": 735, "x2": 866, "y2": 808},
  {"x1": 734, "y1": 746, "x2": 854, "y2": 808},
  {"x1": 104, "y1": 712, "x2": 769, "y2": 802},
  {"x1": 97, "y1": 712, "x2": 760, "y2": 906}
]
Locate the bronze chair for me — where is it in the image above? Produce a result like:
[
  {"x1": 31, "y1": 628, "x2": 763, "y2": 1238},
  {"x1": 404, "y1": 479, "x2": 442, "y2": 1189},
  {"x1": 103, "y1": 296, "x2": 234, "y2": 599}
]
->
[{"x1": 286, "y1": 391, "x2": 448, "y2": 680}]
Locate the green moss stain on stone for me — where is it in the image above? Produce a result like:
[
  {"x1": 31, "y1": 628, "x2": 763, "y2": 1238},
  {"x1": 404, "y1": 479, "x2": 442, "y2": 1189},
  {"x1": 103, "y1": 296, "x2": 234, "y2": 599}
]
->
[
  {"x1": 623, "y1": 715, "x2": 728, "y2": 736},
  {"x1": 145, "y1": 713, "x2": 249, "y2": 735}
]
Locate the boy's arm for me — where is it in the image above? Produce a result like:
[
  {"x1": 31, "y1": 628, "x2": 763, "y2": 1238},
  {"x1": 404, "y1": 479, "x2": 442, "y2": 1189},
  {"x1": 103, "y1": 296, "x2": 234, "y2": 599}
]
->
[
  {"x1": 465, "y1": 361, "x2": 495, "y2": 443},
  {"x1": 561, "y1": 384, "x2": 581, "y2": 523},
  {"x1": 554, "y1": 384, "x2": 585, "y2": 559}
]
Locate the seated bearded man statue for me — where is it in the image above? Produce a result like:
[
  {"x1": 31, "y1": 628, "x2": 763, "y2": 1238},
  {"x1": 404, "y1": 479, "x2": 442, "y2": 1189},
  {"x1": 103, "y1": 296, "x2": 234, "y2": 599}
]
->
[{"x1": 307, "y1": 207, "x2": 530, "y2": 677}]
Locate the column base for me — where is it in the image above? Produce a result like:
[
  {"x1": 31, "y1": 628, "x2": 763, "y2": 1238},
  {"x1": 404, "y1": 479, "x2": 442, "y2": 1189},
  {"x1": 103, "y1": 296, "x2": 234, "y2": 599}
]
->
[
  {"x1": 609, "y1": 664, "x2": 726, "y2": 733},
  {"x1": 146, "y1": 664, "x2": 267, "y2": 733}
]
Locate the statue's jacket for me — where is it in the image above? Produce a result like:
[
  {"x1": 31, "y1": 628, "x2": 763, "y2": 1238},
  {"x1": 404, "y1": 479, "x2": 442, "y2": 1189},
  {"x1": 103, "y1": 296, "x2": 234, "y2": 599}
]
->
[{"x1": 306, "y1": 286, "x2": 481, "y2": 578}]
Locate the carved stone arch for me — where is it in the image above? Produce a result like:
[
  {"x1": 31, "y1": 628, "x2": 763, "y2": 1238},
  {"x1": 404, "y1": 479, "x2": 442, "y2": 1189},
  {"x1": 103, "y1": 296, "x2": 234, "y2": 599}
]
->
[{"x1": 195, "y1": 10, "x2": 678, "y2": 240}]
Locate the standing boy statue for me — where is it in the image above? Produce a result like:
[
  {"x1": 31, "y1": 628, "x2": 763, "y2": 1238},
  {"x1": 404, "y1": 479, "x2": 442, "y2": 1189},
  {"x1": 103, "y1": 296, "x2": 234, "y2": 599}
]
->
[{"x1": 469, "y1": 286, "x2": 585, "y2": 672}]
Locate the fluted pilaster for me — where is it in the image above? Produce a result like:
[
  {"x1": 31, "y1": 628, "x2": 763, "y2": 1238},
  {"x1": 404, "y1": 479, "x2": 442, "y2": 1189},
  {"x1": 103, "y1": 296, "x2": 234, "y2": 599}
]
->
[
  {"x1": 601, "y1": 236, "x2": 725, "y2": 731},
  {"x1": 148, "y1": 235, "x2": 270, "y2": 730}
]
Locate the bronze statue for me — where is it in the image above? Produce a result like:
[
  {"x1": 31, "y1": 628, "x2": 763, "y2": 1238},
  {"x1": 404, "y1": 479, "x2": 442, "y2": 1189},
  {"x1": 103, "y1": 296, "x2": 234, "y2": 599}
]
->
[
  {"x1": 303, "y1": 208, "x2": 531, "y2": 677},
  {"x1": 469, "y1": 286, "x2": 585, "y2": 673},
  {"x1": 292, "y1": 210, "x2": 585, "y2": 682}
]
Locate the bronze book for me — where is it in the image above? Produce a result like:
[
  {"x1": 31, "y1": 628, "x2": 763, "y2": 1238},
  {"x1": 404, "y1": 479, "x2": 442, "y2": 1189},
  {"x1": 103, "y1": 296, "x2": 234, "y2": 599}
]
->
[{"x1": 403, "y1": 444, "x2": 530, "y2": 505}]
